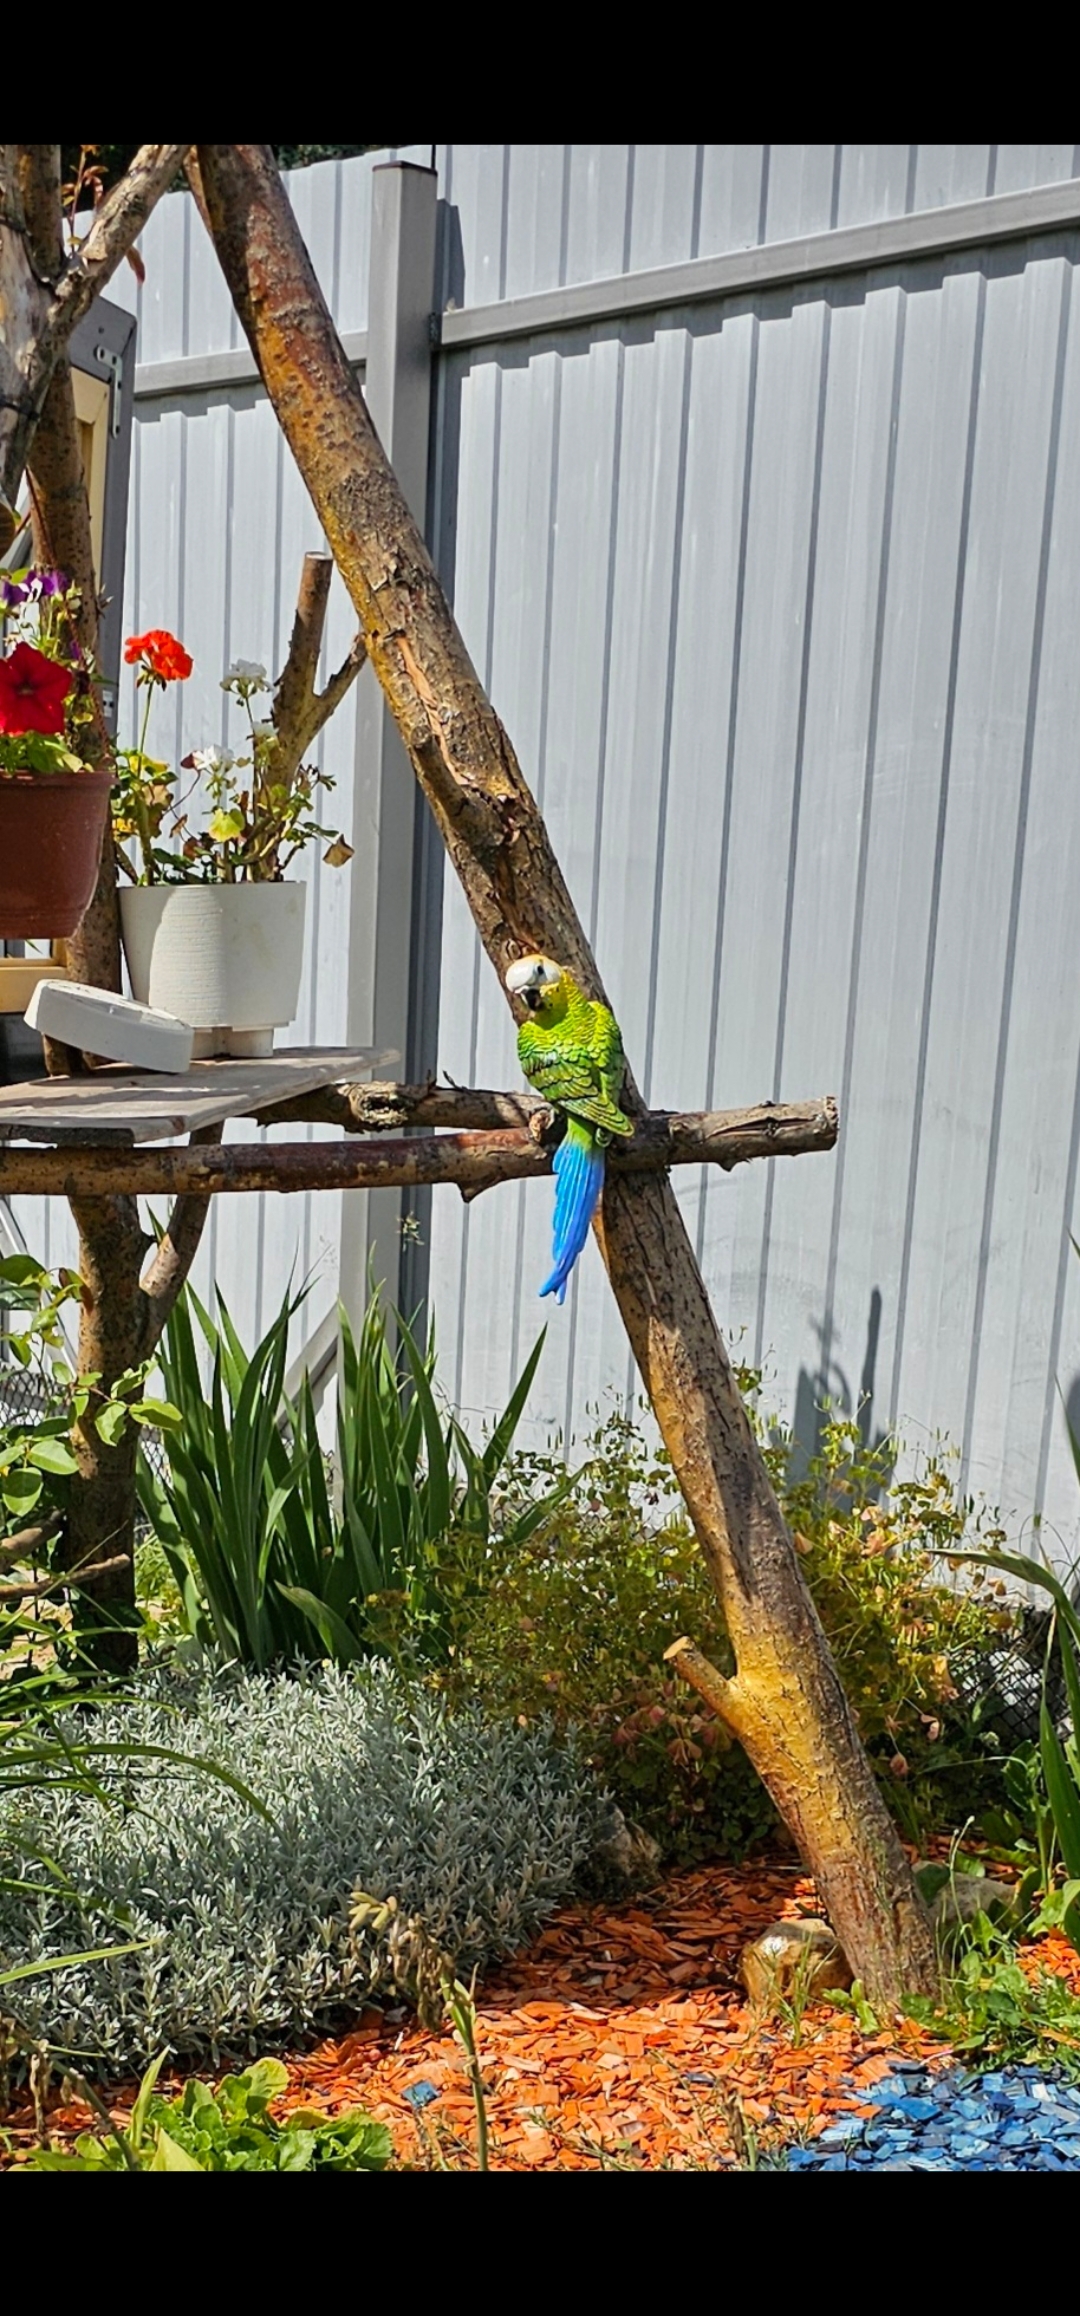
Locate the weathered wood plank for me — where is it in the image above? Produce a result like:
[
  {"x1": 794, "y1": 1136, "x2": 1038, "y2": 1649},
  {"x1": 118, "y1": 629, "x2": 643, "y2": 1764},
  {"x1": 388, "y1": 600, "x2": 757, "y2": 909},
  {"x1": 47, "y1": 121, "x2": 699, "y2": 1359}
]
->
[{"x1": 0, "y1": 1047, "x2": 396, "y2": 1146}]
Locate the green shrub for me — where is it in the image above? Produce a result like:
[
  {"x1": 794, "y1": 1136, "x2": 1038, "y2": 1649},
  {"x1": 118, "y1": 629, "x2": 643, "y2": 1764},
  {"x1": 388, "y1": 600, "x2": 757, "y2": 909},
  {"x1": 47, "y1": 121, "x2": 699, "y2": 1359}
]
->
[
  {"x1": 27, "y1": 2054, "x2": 393, "y2": 2172},
  {"x1": 904, "y1": 1905, "x2": 1080, "y2": 2072},
  {"x1": 944, "y1": 1539, "x2": 1080, "y2": 1949},
  {"x1": 439, "y1": 1411, "x2": 772, "y2": 1861},
  {"x1": 0, "y1": 1663, "x2": 617, "y2": 2070},
  {"x1": 437, "y1": 1403, "x2": 1013, "y2": 1864}
]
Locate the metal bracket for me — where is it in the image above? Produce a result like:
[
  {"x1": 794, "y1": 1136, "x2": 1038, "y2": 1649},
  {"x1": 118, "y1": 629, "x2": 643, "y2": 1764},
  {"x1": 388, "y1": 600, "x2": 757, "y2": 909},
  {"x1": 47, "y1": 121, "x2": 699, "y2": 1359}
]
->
[{"x1": 94, "y1": 341, "x2": 124, "y2": 437}]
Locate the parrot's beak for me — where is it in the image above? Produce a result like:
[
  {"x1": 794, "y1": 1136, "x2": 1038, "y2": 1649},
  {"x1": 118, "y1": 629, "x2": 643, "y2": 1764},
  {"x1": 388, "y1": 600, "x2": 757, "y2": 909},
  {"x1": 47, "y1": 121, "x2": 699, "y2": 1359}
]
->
[{"x1": 506, "y1": 952, "x2": 561, "y2": 1010}]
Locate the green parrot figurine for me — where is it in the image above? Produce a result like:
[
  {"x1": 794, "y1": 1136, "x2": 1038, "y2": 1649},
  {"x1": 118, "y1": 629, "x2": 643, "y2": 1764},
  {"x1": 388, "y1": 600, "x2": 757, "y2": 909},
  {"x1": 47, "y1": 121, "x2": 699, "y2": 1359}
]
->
[{"x1": 505, "y1": 952, "x2": 632, "y2": 1302}]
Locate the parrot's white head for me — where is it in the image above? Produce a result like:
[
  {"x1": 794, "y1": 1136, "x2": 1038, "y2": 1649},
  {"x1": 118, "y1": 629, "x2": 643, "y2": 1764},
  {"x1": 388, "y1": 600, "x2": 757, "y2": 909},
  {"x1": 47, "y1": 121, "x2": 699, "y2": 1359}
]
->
[{"x1": 505, "y1": 953, "x2": 563, "y2": 1013}]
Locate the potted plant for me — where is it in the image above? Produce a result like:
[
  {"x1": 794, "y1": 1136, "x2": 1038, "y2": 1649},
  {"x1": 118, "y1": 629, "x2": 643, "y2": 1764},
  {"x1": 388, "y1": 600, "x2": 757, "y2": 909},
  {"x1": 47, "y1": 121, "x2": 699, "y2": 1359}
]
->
[
  {"x1": 0, "y1": 569, "x2": 113, "y2": 939},
  {"x1": 114, "y1": 621, "x2": 354, "y2": 1058}
]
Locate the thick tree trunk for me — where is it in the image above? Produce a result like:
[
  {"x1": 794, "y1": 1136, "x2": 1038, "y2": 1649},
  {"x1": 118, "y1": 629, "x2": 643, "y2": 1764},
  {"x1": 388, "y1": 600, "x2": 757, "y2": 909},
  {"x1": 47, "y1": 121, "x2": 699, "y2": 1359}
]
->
[
  {"x1": 193, "y1": 143, "x2": 939, "y2": 2002},
  {"x1": 14, "y1": 151, "x2": 135, "y2": 1665},
  {"x1": 64, "y1": 1196, "x2": 149, "y2": 1671},
  {"x1": 22, "y1": 146, "x2": 119, "y2": 1000},
  {"x1": 62, "y1": 1138, "x2": 221, "y2": 1675}
]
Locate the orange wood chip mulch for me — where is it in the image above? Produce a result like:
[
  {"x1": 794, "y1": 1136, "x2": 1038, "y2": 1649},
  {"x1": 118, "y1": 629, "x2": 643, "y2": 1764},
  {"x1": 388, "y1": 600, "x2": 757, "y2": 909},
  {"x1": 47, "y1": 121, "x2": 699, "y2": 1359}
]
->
[
  {"x1": 29, "y1": 1856, "x2": 1077, "y2": 2169},
  {"x1": 274, "y1": 1861, "x2": 951, "y2": 2169}
]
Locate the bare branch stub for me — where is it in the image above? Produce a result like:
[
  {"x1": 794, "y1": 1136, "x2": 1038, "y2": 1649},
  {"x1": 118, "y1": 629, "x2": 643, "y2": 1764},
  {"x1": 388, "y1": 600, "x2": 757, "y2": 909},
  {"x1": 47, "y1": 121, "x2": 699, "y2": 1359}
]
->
[
  {"x1": 272, "y1": 550, "x2": 366, "y2": 786},
  {"x1": 140, "y1": 1123, "x2": 224, "y2": 1349}
]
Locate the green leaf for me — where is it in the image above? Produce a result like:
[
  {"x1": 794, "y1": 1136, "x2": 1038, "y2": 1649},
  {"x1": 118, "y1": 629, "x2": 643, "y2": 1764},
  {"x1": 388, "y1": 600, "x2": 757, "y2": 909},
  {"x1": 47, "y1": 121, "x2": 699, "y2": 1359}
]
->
[
  {"x1": 130, "y1": 1399, "x2": 182, "y2": 1429},
  {"x1": 208, "y1": 807, "x2": 245, "y2": 842},
  {"x1": 277, "y1": 1583, "x2": 367, "y2": 1665},
  {"x1": 0, "y1": 1939, "x2": 149, "y2": 1991},
  {"x1": 1065, "y1": 1886, "x2": 1080, "y2": 1956},
  {"x1": 398, "y1": 1316, "x2": 453, "y2": 1539},
  {"x1": 482, "y1": 1329, "x2": 547, "y2": 1487},
  {"x1": 2, "y1": 1468, "x2": 42, "y2": 1515},
  {"x1": 129, "y1": 2050, "x2": 169, "y2": 2154},
  {"x1": 0, "y1": 1253, "x2": 47, "y2": 1287},
  {"x1": 26, "y1": 1436, "x2": 78, "y2": 1475},
  {"x1": 242, "y1": 2058, "x2": 289, "y2": 2103},
  {"x1": 1041, "y1": 1700, "x2": 1080, "y2": 1879},
  {"x1": 95, "y1": 1400, "x2": 129, "y2": 1446},
  {"x1": 149, "y1": 2125, "x2": 205, "y2": 2171}
]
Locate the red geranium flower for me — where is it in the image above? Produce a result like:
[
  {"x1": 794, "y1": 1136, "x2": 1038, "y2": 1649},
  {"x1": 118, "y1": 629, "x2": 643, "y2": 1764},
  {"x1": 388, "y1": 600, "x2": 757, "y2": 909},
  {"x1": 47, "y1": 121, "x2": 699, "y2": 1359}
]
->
[
  {"x1": 0, "y1": 642, "x2": 72, "y2": 737},
  {"x1": 124, "y1": 629, "x2": 193, "y2": 682}
]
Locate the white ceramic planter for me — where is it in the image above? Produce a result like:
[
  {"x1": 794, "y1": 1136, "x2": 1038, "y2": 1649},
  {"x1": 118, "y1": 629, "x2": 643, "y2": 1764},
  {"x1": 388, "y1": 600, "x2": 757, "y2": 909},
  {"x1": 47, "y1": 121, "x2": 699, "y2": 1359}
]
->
[{"x1": 120, "y1": 883, "x2": 307, "y2": 1059}]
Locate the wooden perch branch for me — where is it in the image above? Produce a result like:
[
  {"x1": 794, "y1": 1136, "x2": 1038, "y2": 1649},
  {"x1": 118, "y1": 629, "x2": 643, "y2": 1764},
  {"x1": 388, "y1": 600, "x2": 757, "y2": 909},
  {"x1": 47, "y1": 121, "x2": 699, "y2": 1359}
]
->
[
  {"x1": 272, "y1": 551, "x2": 366, "y2": 781},
  {"x1": 0, "y1": 1553, "x2": 129, "y2": 1603},
  {"x1": 257, "y1": 1082, "x2": 836, "y2": 1156},
  {"x1": 0, "y1": 1096, "x2": 838, "y2": 1199},
  {"x1": 0, "y1": 1516, "x2": 62, "y2": 1568},
  {"x1": 255, "y1": 1080, "x2": 545, "y2": 1133}
]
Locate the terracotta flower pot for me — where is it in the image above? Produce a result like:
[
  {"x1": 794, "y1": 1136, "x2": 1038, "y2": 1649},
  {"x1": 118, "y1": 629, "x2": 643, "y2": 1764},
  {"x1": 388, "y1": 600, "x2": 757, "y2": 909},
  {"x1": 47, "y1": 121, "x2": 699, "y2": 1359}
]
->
[{"x1": 0, "y1": 769, "x2": 114, "y2": 938}]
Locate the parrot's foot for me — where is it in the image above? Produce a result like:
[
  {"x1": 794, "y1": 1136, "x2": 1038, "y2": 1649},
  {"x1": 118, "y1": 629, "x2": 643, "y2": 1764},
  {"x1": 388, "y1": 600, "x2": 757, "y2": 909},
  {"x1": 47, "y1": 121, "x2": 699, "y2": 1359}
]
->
[{"x1": 528, "y1": 1103, "x2": 558, "y2": 1145}]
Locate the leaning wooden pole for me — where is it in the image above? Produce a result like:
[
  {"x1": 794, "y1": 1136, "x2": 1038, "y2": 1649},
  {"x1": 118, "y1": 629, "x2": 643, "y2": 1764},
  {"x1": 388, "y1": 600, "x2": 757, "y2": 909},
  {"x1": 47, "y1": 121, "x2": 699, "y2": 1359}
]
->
[{"x1": 194, "y1": 144, "x2": 938, "y2": 2002}]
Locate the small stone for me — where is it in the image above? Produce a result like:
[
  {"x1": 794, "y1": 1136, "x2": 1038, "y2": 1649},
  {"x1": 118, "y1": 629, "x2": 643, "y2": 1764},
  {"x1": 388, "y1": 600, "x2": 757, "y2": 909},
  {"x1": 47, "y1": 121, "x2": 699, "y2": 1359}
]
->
[
  {"x1": 402, "y1": 2079, "x2": 440, "y2": 2110},
  {"x1": 739, "y1": 1917, "x2": 853, "y2": 2010},
  {"x1": 582, "y1": 1806, "x2": 662, "y2": 1897},
  {"x1": 928, "y1": 1872, "x2": 1020, "y2": 1935}
]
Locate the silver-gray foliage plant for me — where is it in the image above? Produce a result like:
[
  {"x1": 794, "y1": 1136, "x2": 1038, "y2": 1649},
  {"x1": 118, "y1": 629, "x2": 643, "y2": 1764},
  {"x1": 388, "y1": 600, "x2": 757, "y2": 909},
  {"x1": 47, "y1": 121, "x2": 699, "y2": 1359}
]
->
[{"x1": 0, "y1": 1662, "x2": 615, "y2": 2069}]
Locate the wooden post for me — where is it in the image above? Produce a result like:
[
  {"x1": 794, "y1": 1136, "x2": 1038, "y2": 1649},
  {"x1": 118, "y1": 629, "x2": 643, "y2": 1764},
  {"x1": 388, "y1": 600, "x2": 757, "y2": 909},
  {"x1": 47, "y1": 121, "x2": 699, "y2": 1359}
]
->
[{"x1": 190, "y1": 143, "x2": 939, "y2": 2001}]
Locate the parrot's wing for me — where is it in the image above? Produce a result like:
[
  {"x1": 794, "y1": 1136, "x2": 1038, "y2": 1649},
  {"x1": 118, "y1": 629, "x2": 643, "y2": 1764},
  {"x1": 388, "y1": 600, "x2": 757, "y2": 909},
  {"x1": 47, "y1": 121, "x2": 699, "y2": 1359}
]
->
[
  {"x1": 520, "y1": 1050, "x2": 602, "y2": 1106},
  {"x1": 590, "y1": 1004, "x2": 632, "y2": 1130}
]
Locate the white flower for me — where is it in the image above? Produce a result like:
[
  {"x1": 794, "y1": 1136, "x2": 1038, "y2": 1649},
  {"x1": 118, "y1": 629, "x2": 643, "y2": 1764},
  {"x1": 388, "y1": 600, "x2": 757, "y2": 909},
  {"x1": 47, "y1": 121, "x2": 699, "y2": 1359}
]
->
[
  {"x1": 222, "y1": 658, "x2": 269, "y2": 691},
  {"x1": 191, "y1": 745, "x2": 234, "y2": 774},
  {"x1": 252, "y1": 719, "x2": 276, "y2": 742}
]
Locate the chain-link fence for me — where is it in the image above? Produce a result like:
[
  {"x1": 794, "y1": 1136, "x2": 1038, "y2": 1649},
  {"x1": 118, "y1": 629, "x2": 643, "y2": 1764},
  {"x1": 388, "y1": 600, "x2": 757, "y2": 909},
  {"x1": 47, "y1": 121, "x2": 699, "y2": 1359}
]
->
[{"x1": 954, "y1": 1607, "x2": 1073, "y2": 1751}]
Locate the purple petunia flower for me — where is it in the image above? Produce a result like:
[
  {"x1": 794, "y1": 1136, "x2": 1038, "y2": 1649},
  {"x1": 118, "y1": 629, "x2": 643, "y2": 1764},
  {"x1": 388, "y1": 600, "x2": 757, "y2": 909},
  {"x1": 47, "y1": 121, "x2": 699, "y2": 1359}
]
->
[
  {"x1": 0, "y1": 577, "x2": 29, "y2": 608},
  {"x1": 32, "y1": 568, "x2": 68, "y2": 598}
]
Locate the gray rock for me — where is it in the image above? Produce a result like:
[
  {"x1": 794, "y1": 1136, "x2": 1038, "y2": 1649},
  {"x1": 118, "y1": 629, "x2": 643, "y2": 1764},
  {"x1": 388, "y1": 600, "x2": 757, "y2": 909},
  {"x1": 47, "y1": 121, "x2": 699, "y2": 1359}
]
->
[
  {"x1": 919, "y1": 1868, "x2": 1020, "y2": 1935},
  {"x1": 582, "y1": 1804, "x2": 662, "y2": 1896}
]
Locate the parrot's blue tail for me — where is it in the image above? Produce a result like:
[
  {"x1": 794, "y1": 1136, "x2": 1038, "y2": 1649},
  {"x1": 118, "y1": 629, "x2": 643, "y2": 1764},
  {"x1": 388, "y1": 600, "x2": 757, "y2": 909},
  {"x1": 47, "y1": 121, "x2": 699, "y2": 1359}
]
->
[{"x1": 540, "y1": 1119, "x2": 605, "y2": 1303}]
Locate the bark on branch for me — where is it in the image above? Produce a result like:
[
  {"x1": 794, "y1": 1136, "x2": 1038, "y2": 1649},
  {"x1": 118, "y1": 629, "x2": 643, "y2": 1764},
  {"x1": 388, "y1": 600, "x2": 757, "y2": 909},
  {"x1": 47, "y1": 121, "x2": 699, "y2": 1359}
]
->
[
  {"x1": 0, "y1": 1553, "x2": 130, "y2": 1603},
  {"x1": 139, "y1": 1124, "x2": 223, "y2": 1343},
  {"x1": 0, "y1": 1516, "x2": 62, "y2": 1567},
  {"x1": 0, "y1": 1097, "x2": 838, "y2": 1198},
  {"x1": 664, "y1": 1636, "x2": 742, "y2": 1732},
  {"x1": 272, "y1": 551, "x2": 366, "y2": 785},
  {"x1": 61, "y1": 1124, "x2": 218, "y2": 1672}
]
